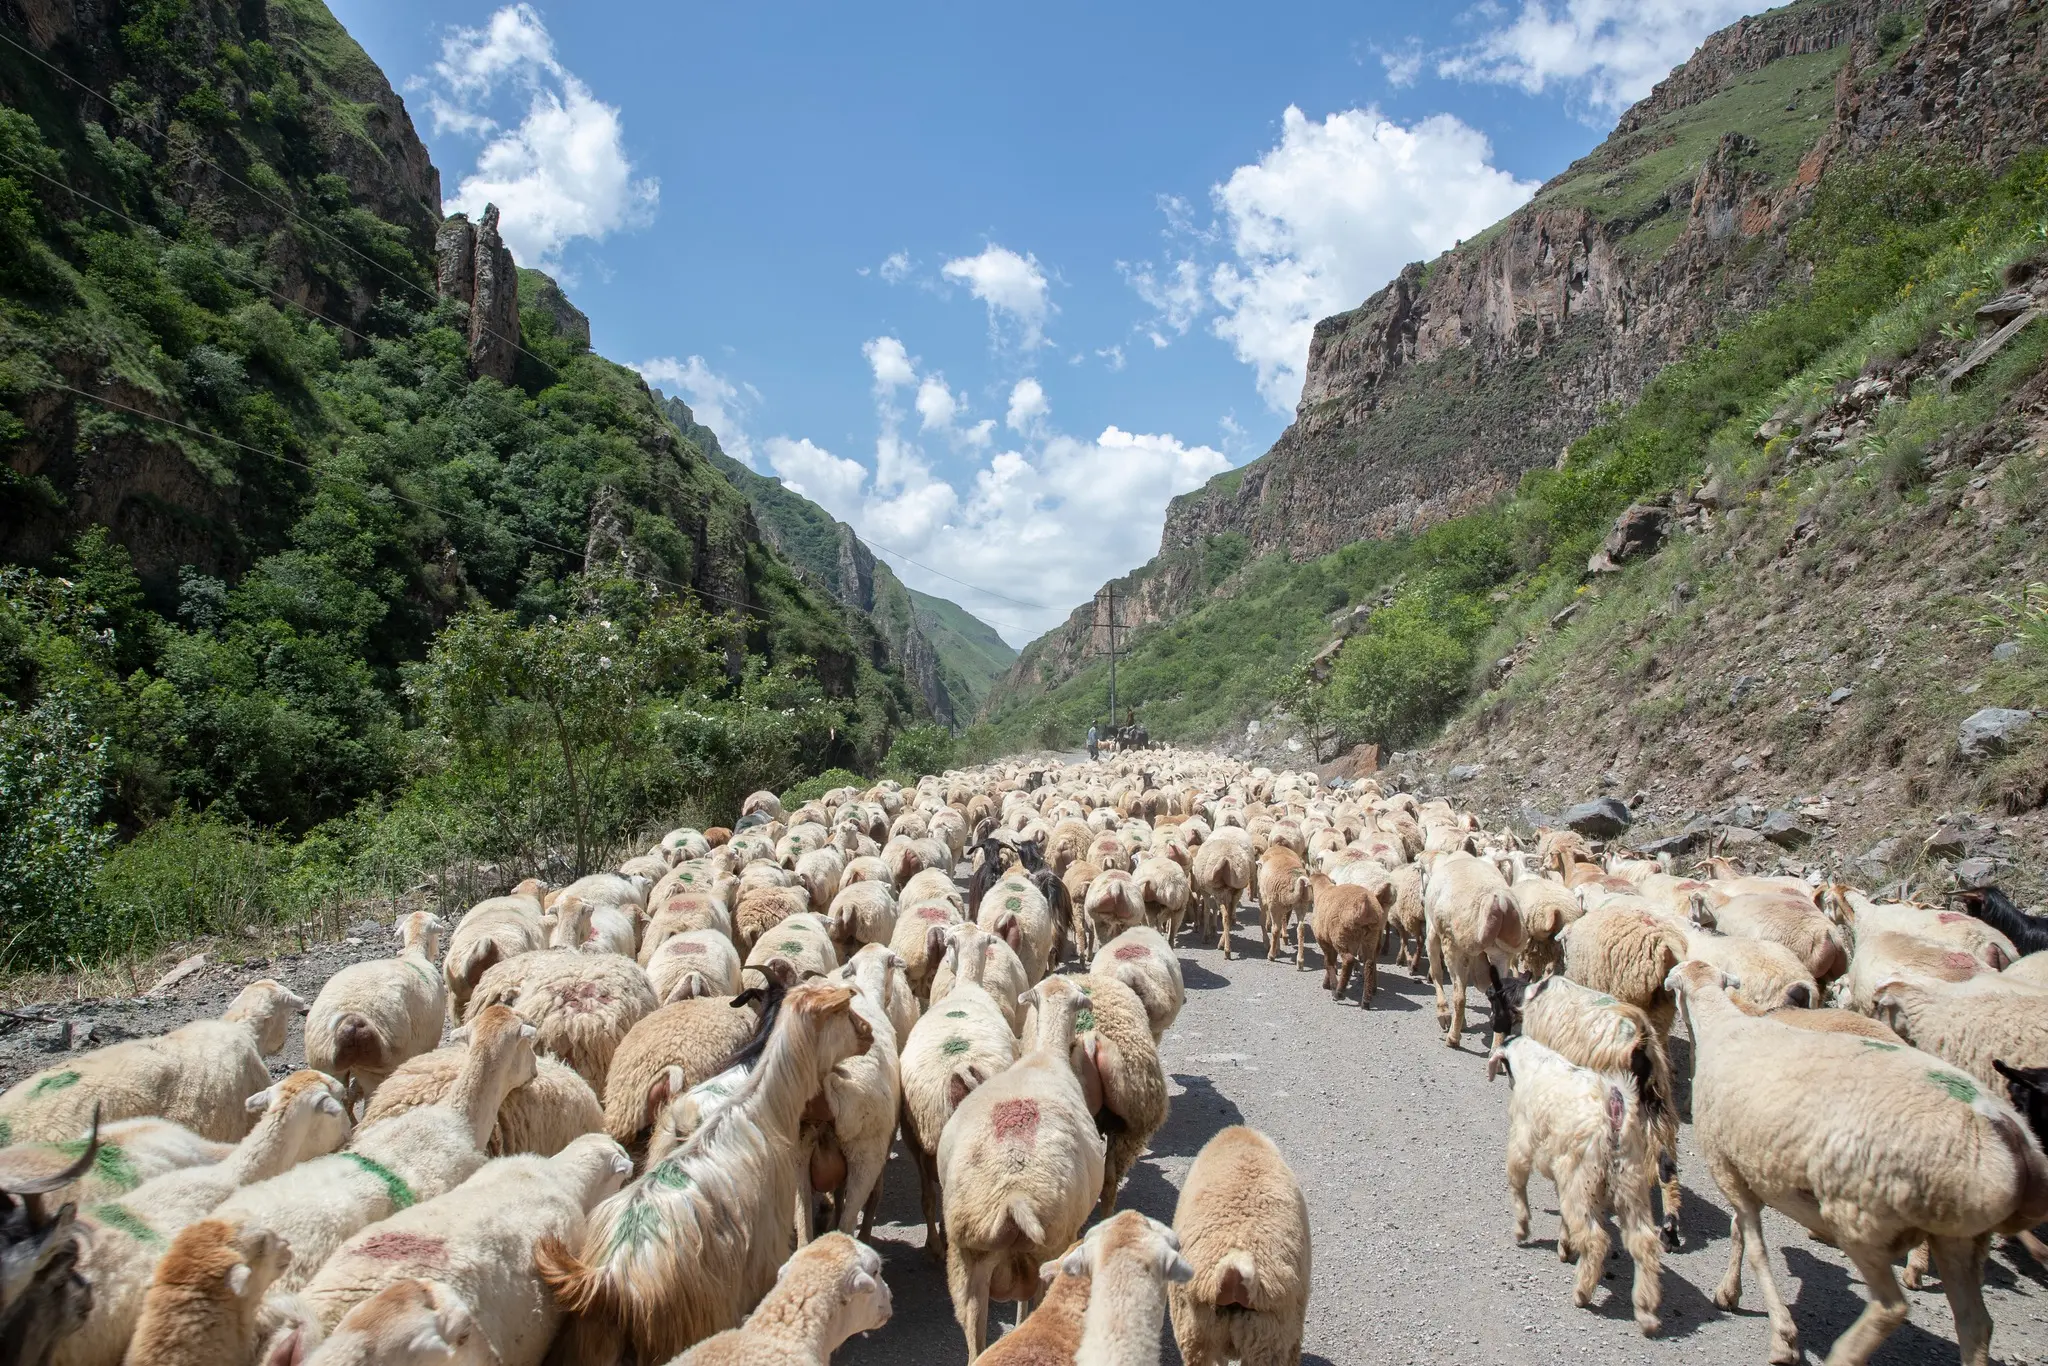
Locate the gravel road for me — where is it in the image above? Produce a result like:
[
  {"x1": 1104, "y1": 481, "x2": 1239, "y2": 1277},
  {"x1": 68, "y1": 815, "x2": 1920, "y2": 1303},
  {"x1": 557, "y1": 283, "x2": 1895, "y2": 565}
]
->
[{"x1": 6, "y1": 914, "x2": 2043, "y2": 1366}]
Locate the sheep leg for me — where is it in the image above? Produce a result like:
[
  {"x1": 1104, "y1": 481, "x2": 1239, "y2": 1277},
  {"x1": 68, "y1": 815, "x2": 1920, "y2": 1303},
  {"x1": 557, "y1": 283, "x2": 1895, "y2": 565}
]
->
[
  {"x1": 1902, "y1": 1236, "x2": 1931, "y2": 1290},
  {"x1": 839, "y1": 1145, "x2": 887, "y2": 1238},
  {"x1": 1828, "y1": 1242, "x2": 1912, "y2": 1366},
  {"x1": 1335, "y1": 954, "x2": 1355, "y2": 1002},
  {"x1": 1723, "y1": 1183, "x2": 1798, "y2": 1365},
  {"x1": 948, "y1": 1246, "x2": 993, "y2": 1361},
  {"x1": 1295, "y1": 915, "x2": 1311, "y2": 967},
  {"x1": 1426, "y1": 923, "x2": 1452, "y2": 1036},
  {"x1": 910, "y1": 1139, "x2": 945, "y2": 1262},
  {"x1": 1928, "y1": 1234, "x2": 1992, "y2": 1366},
  {"x1": 2017, "y1": 1228, "x2": 2048, "y2": 1262},
  {"x1": 858, "y1": 1165, "x2": 886, "y2": 1242},
  {"x1": 1507, "y1": 1130, "x2": 1534, "y2": 1242},
  {"x1": 1484, "y1": 962, "x2": 1513, "y2": 1050},
  {"x1": 1613, "y1": 1154, "x2": 1664, "y2": 1335},
  {"x1": 1657, "y1": 1141, "x2": 1684, "y2": 1251},
  {"x1": 1559, "y1": 1155, "x2": 1611, "y2": 1307},
  {"x1": 1360, "y1": 951, "x2": 1377, "y2": 1008},
  {"x1": 1171, "y1": 1296, "x2": 1221, "y2": 1366},
  {"x1": 1445, "y1": 961, "x2": 1469, "y2": 1049}
]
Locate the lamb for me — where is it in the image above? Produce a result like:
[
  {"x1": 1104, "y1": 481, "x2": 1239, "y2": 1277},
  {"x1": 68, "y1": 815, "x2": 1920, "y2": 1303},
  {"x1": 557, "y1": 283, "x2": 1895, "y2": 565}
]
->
[
  {"x1": 1166, "y1": 1127, "x2": 1310, "y2": 1366},
  {"x1": 975, "y1": 1243, "x2": 1089, "y2": 1366},
  {"x1": 643, "y1": 928, "x2": 744, "y2": 1004},
  {"x1": 1683, "y1": 924, "x2": 1817, "y2": 1011},
  {"x1": 208, "y1": 1007, "x2": 536, "y2": 1299},
  {"x1": 301, "y1": 1280, "x2": 496, "y2": 1366},
  {"x1": 1310, "y1": 874, "x2": 1390, "y2": 1008},
  {"x1": 465, "y1": 947, "x2": 657, "y2": 1093},
  {"x1": 1132, "y1": 855, "x2": 1192, "y2": 946},
  {"x1": 1380, "y1": 864, "x2": 1428, "y2": 973},
  {"x1": 1190, "y1": 834, "x2": 1253, "y2": 958},
  {"x1": 1061, "y1": 1211, "x2": 1192, "y2": 1366},
  {"x1": 938, "y1": 978, "x2": 1106, "y2": 1359},
  {"x1": 600, "y1": 990, "x2": 774, "y2": 1158},
  {"x1": 1489, "y1": 1036, "x2": 1662, "y2": 1333},
  {"x1": 1088, "y1": 927, "x2": 1184, "y2": 1042},
  {"x1": 299, "y1": 1133, "x2": 631, "y2": 1364},
  {"x1": 0, "y1": 980, "x2": 304, "y2": 1145},
  {"x1": 124, "y1": 1217, "x2": 291, "y2": 1366},
  {"x1": 805, "y1": 945, "x2": 906, "y2": 1240},
  {"x1": 535, "y1": 981, "x2": 874, "y2": 1364},
  {"x1": 361, "y1": 1049, "x2": 603, "y2": 1158},
  {"x1": 1557, "y1": 904, "x2": 1686, "y2": 1037},
  {"x1": 1669, "y1": 958, "x2": 2048, "y2": 1366},
  {"x1": 307, "y1": 912, "x2": 449, "y2": 1105},
  {"x1": 1423, "y1": 852, "x2": 1526, "y2": 1049},
  {"x1": 442, "y1": 892, "x2": 547, "y2": 1019},
  {"x1": 5, "y1": 1118, "x2": 230, "y2": 1214},
  {"x1": 1255, "y1": 848, "x2": 1312, "y2": 965},
  {"x1": 665, "y1": 1232, "x2": 891, "y2": 1365},
  {"x1": 1038, "y1": 974, "x2": 1167, "y2": 1216},
  {"x1": 837, "y1": 942, "x2": 919, "y2": 1048},
  {"x1": 1520, "y1": 975, "x2": 1683, "y2": 1249},
  {"x1": 899, "y1": 931, "x2": 1020, "y2": 1257},
  {"x1": 1083, "y1": 871, "x2": 1147, "y2": 958}
]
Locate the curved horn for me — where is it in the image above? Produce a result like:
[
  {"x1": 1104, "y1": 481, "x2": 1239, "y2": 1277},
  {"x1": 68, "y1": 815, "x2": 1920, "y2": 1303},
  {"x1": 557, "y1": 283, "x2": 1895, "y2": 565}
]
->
[{"x1": 0, "y1": 1103, "x2": 103, "y2": 1195}]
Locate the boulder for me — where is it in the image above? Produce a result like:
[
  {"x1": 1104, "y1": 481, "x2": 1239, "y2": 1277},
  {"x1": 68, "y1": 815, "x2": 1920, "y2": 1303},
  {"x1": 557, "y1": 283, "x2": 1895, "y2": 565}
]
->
[
  {"x1": 1636, "y1": 815, "x2": 1714, "y2": 859},
  {"x1": 1562, "y1": 797, "x2": 1632, "y2": 839},
  {"x1": 1953, "y1": 856, "x2": 1999, "y2": 889},
  {"x1": 1587, "y1": 502, "x2": 1670, "y2": 573},
  {"x1": 1923, "y1": 822, "x2": 1970, "y2": 860},
  {"x1": 1446, "y1": 763, "x2": 1484, "y2": 784},
  {"x1": 1718, "y1": 826, "x2": 1766, "y2": 849},
  {"x1": 1759, "y1": 811, "x2": 1814, "y2": 849},
  {"x1": 1958, "y1": 706, "x2": 2033, "y2": 758}
]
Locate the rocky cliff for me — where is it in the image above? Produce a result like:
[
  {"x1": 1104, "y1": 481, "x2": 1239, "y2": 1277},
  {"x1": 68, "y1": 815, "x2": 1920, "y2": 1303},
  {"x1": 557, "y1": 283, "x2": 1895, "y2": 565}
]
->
[{"x1": 1002, "y1": 0, "x2": 1942, "y2": 701}]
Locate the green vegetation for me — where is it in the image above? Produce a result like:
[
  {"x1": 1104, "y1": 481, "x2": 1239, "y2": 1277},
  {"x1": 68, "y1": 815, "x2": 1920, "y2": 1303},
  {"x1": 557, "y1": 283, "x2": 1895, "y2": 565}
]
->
[
  {"x1": 975, "y1": 149, "x2": 2048, "y2": 763},
  {"x1": 905, "y1": 588, "x2": 1018, "y2": 708},
  {"x1": 0, "y1": 1, "x2": 911, "y2": 969}
]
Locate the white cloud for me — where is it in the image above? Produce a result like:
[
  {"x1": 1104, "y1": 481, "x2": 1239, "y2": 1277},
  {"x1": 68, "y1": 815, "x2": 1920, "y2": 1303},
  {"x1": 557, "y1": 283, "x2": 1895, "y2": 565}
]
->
[
  {"x1": 941, "y1": 245, "x2": 1053, "y2": 350},
  {"x1": 423, "y1": 3, "x2": 658, "y2": 267},
  {"x1": 1208, "y1": 105, "x2": 1536, "y2": 411},
  {"x1": 1375, "y1": 42, "x2": 1424, "y2": 88},
  {"x1": 1122, "y1": 258, "x2": 1203, "y2": 342},
  {"x1": 878, "y1": 251, "x2": 914, "y2": 284},
  {"x1": 863, "y1": 336, "x2": 916, "y2": 391},
  {"x1": 758, "y1": 344, "x2": 1226, "y2": 643},
  {"x1": 914, "y1": 375, "x2": 959, "y2": 432},
  {"x1": 634, "y1": 355, "x2": 756, "y2": 467},
  {"x1": 1440, "y1": 0, "x2": 1755, "y2": 114},
  {"x1": 1005, "y1": 378, "x2": 1048, "y2": 433}
]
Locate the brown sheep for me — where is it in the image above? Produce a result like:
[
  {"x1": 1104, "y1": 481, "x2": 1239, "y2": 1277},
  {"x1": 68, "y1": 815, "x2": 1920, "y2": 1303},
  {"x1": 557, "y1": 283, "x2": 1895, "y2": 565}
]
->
[
  {"x1": 1256, "y1": 848, "x2": 1312, "y2": 965},
  {"x1": 1310, "y1": 874, "x2": 1391, "y2": 1007}
]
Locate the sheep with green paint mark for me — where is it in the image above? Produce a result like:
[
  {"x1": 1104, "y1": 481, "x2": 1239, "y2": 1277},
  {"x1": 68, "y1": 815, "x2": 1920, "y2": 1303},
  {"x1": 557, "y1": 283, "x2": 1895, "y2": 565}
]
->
[
  {"x1": 307, "y1": 911, "x2": 449, "y2": 1105},
  {"x1": 1669, "y1": 959, "x2": 2048, "y2": 1366},
  {"x1": 3, "y1": 1117, "x2": 232, "y2": 1214}
]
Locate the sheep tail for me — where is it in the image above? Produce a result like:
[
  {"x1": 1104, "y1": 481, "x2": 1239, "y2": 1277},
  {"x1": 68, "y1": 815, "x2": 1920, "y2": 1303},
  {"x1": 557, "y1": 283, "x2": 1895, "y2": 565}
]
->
[
  {"x1": 1206, "y1": 1252, "x2": 1258, "y2": 1310},
  {"x1": 1005, "y1": 1199, "x2": 1045, "y2": 1248},
  {"x1": 329, "y1": 1014, "x2": 384, "y2": 1073},
  {"x1": 533, "y1": 1233, "x2": 608, "y2": 1315},
  {"x1": 1986, "y1": 1108, "x2": 2048, "y2": 1232}
]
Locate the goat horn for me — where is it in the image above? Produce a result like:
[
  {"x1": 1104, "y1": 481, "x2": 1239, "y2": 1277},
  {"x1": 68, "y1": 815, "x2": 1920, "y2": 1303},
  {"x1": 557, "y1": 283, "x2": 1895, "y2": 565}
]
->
[{"x1": 0, "y1": 1103, "x2": 103, "y2": 1194}]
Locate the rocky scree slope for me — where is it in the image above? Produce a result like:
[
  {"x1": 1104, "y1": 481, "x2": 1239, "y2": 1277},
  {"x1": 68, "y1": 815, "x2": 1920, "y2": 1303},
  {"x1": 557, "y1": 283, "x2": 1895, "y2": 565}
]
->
[{"x1": 1000, "y1": 0, "x2": 1925, "y2": 702}]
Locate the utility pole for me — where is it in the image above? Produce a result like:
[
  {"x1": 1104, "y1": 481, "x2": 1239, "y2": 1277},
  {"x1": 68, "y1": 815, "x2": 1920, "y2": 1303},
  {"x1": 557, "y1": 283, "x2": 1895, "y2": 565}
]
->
[{"x1": 1090, "y1": 587, "x2": 1126, "y2": 736}]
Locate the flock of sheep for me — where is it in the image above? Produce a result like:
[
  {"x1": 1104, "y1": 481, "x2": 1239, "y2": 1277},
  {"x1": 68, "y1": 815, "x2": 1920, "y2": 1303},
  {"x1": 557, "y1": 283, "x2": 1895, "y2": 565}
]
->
[{"x1": 0, "y1": 748, "x2": 2044, "y2": 1366}]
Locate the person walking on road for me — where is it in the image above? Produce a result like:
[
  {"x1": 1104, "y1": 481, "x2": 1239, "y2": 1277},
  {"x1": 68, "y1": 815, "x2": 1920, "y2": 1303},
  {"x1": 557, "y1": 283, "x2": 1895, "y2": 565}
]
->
[{"x1": 1087, "y1": 723, "x2": 1099, "y2": 761}]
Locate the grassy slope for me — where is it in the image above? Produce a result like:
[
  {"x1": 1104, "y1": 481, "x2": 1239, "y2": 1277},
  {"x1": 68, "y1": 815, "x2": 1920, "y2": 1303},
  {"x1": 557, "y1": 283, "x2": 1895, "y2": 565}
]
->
[{"x1": 907, "y1": 586, "x2": 1017, "y2": 708}]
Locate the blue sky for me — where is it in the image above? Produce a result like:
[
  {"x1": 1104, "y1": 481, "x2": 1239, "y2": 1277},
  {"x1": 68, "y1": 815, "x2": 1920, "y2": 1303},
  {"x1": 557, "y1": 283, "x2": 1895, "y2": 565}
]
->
[{"x1": 329, "y1": 0, "x2": 1759, "y2": 642}]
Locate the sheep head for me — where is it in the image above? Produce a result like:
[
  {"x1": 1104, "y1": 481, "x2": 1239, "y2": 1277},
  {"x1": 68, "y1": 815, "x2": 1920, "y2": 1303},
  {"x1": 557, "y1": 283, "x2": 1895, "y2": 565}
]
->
[
  {"x1": 1058, "y1": 1210, "x2": 1192, "y2": 1285},
  {"x1": 223, "y1": 979, "x2": 309, "y2": 1056}
]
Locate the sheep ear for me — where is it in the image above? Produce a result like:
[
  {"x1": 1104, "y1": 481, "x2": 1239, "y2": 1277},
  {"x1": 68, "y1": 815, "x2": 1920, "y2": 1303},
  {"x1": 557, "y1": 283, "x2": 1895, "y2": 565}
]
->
[
  {"x1": 316, "y1": 1093, "x2": 345, "y2": 1118},
  {"x1": 245, "y1": 1085, "x2": 276, "y2": 1114},
  {"x1": 1060, "y1": 1247, "x2": 1089, "y2": 1278},
  {"x1": 1162, "y1": 1248, "x2": 1195, "y2": 1284},
  {"x1": 644, "y1": 1066, "x2": 685, "y2": 1129},
  {"x1": 226, "y1": 1263, "x2": 252, "y2": 1297}
]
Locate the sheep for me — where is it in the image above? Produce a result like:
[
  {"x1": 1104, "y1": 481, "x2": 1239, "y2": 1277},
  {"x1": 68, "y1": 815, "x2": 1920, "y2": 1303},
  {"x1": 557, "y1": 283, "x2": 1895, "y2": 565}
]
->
[
  {"x1": 299, "y1": 1133, "x2": 630, "y2": 1363},
  {"x1": 1512, "y1": 876, "x2": 1583, "y2": 978},
  {"x1": 4, "y1": 1119, "x2": 231, "y2": 1214},
  {"x1": 2008, "y1": 950, "x2": 2048, "y2": 989},
  {"x1": 743, "y1": 912, "x2": 839, "y2": 990},
  {"x1": 465, "y1": 947, "x2": 657, "y2": 1094},
  {"x1": 979, "y1": 873, "x2": 1059, "y2": 985},
  {"x1": 535, "y1": 981, "x2": 875, "y2": 1364},
  {"x1": 665, "y1": 1232, "x2": 891, "y2": 1365},
  {"x1": 600, "y1": 990, "x2": 774, "y2": 1159},
  {"x1": 938, "y1": 978, "x2": 1106, "y2": 1359},
  {"x1": 1870, "y1": 975, "x2": 2048, "y2": 1105},
  {"x1": 826, "y1": 881, "x2": 899, "y2": 958},
  {"x1": 361, "y1": 1048, "x2": 603, "y2": 1159},
  {"x1": 1557, "y1": 904, "x2": 1685, "y2": 1038},
  {"x1": 1680, "y1": 891, "x2": 1843, "y2": 984},
  {"x1": 1190, "y1": 834, "x2": 1253, "y2": 958},
  {"x1": 641, "y1": 893, "x2": 734, "y2": 963},
  {"x1": 1423, "y1": 852, "x2": 1526, "y2": 1049},
  {"x1": 1669, "y1": 958, "x2": 2048, "y2": 1366},
  {"x1": 1132, "y1": 855, "x2": 1193, "y2": 946},
  {"x1": 0, "y1": 1127, "x2": 101, "y2": 1366},
  {"x1": 548, "y1": 894, "x2": 639, "y2": 959},
  {"x1": 836, "y1": 942, "x2": 919, "y2": 1048},
  {"x1": 1826, "y1": 890, "x2": 2018, "y2": 970},
  {"x1": 306, "y1": 912, "x2": 449, "y2": 1105},
  {"x1": 804, "y1": 945, "x2": 906, "y2": 1240},
  {"x1": 442, "y1": 893, "x2": 547, "y2": 1019},
  {"x1": 735, "y1": 887, "x2": 811, "y2": 958},
  {"x1": 1683, "y1": 923, "x2": 1818, "y2": 1011},
  {"x1": 554, "y1": 872, "x2": 649, "y2": 917},
  {"x1": 1061, "y1": 1210, "x2": 1192, "y2": 1366},
  {"x1": 301, "y1": 1279, "x2": 496, "y2": 1366},
  {"x1": 1380, "y1": 864, "x2": 1428, "y2": 974},
  {"x1": 931, "y1": 925, "x2": 1031, "y2": 1035},
  {"x1": 125, "y1": 1218, "x2": 290, "y2": 1366},
  {"x1": 975, "y1": 1243, "x2": 1089, "y2": 1366},
  {"x1": 0, "y1": 980, "x2": 305, "y2": 1145},
  {"x1": 1310, "y1": 873, "x2": 1390, "y2": 1008},
  {"x1": 1088, "y1": 927, "x2": 1184, "y2": 1042},
  {"x1": 899, "y1": 933, "x2": 1020, "y2": 1262},
  {"x1": 1041, "y1": 973, "x2": 1167, "y2": 1217},
  {"x1": 791, "y1": 847, "x2": 846, "y2": 918},
  {"x1": 1520, "y1": 975, "x2": 1684, "y2": 1249},
  {"x1": 1083, "y1": 871, "x2": 1147, "y2": 958},
  {"x1": 1061, "y1": 861, "x2": 1103, "y2": 955},
  {"x1": 1844, "y1": 928, "x2": 1989, "y2": 1014},
  {"x1": 1255, "y1": 848, "x2": 1313, "y2": 964},
  {"x1": 1166, "y1": 1126, "x2": 1310, "y2": 1366},
  {"x1": 209, "y1": 1007, "x2": 537, "y2": 1302},
  {"x1": 645, "y1": 928, "x2": 745, "y2": 1004}
]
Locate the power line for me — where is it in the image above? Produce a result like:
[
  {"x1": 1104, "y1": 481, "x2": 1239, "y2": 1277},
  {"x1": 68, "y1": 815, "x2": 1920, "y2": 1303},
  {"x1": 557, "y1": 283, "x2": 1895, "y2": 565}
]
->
[{"x1": 859, "y1": 537, "x2": 1047, "y2": 611}]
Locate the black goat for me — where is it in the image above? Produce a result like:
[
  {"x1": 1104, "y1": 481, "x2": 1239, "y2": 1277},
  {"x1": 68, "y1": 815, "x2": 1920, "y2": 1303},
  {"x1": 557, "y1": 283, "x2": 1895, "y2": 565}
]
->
[
  {"x1": 0, "y1": 1107, "x2": 100, "y2": 1366},
  {"x1": 1955, "y1": 886, "x2": 2048, "y2": 956},
  {"x1": 965, "y1": 835, "x2": 1016, "y2": 917}
]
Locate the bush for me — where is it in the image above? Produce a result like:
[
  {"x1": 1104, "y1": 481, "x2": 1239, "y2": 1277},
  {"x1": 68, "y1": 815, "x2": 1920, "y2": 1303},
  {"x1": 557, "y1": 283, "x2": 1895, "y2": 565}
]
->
[
  {"x1": 884, "y1": 723, "x2": 959, "y2": 782},
  {"x1": 782, "y1": 768, "x2": 871, "y2": 809},
  {"x1": 0, "y1": 698, "x2": 113, "y2": 970}
]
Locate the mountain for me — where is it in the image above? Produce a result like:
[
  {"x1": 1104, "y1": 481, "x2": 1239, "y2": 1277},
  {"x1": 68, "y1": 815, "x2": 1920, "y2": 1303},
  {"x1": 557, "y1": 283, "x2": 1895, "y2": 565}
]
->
[
  {"x1": 996, "y1": 0, "x2": 1915, "y2": 704},
  {"x1": 662, "y1": 390, "x2": 1016, "y2": 723},
  {"x1": 0, "y1": 0, "x2": 915, "y2": 844}
]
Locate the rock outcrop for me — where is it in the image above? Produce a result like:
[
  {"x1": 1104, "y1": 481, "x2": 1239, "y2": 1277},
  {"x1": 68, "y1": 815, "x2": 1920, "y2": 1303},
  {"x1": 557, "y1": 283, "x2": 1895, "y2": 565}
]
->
[
  {"x1": 522, "y1": 268, "x2": 592, "y2": 349},
  {"x1": 434, "y1": 206, "x2": 521, "y2": 383}
]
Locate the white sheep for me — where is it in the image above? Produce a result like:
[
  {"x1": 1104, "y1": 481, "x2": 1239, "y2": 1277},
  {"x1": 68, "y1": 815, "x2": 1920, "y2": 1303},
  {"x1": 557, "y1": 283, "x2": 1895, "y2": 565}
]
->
[
  {"x1": 930, "y1": 925, "x2": 1031, "y2": 1035},
  {"x1": 1557, "y1": 904, "x2": 1686, "y2": 1037},
  {"x1": 826, "y1": 880, "x2": 899, "y2": 957},
  {"x1": 666, "y1": 1233, "x2": 891, "y2": 1364},
  {"x1": 299, "y1": 1133, "x2": 631, "y2": 1364},
  {"x1": 1189, "y1": 833, "x2": 1252, "y2": 958},
  {"x1": 647, "y1": 928, "x2": 745, "y2": 1004},
  {"x1": 1082, "y1": 870, "x2": 1147, "y2": 959},
  {"x1": 978, "y1": 873, "x2": 1059, "y2": 985},
  {"x1": 1132, "y1": 855, "x2": 1193, "y2": 946},
  {"x1": 361, "y1": 1048, "x2": 603, "y2": 1158},
  {"x1": 805, "y1": 945, "x2": 905, "y2": 1240},
  {"x1": 1870, "y1": 974, "x2": 2048, "y2": 1104},
  {"x1": 1063, "y1": 1210, "x2": 1192, "y2": 1366},
  {"x1": 548, "y1": 894, "x2": 639, "y2": 959},
  {"x1": 1423, "y1": 852, "x2": 1525, "y2": 1049},
  {"x1": 535, "y1": 981, "x2": 874, "y2": 1363},
  {"x1": 7, "y1": 1118, "x2": 231, "y2": 1214},
  {"x1": 1166, "y1": 1126, "x2": 1310, "y2": 1366},
  {"x1": 301, "y1": 1279, "x2": 496, "y2": 1366},
  {"x1": 442, "y1": 891, "x2": 547, "y2": 1019},
  {"x1": 0, "y1": 980, "x2": 305, "y2": 1145},
  {"x1": 1047, "y1": 973, "x2": 1168, "y2": 1216},
  {"x1": 1695, "y1": 890, "x2": 1848, "y2": 983},
  {"x1": 1255, "y1": 847, "x2": 1313, "y2": 965},
  {"x1": 1489, "y1": 1036, "x2": 1663, "y2": 1334},
  {"x1": 1683, "y1": 922, "x2": 1817, "y2": 1011},
  {"x1": 307, "y1": 911, "x2": 449, "y2": 1104},
  {"x1": 891, "y1": 900, "x2": 966, "y2": 1001},
  {"x1": 1088, "y1": 927, "x2": 1184, "y2": 1042},
  {"x1": 1669, "y1": 958, "x2": 2048, "y2": 1366},
  {"x1": 938, "y1": 978, "x2": 1106, "y2": 1359},
  {"x1": 466, "y1": 947, "x2": 658, "y2": 1094}
]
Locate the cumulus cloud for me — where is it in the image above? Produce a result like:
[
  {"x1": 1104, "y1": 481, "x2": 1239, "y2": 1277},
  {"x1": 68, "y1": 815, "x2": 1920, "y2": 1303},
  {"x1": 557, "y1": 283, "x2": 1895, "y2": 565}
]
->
[
  {"x1": 422, "y1": 3, "x2": 658, "y2": 267},
  {"x1": 1208, "y1": 105, "x2": 1536, "y2": 411},
  {"x1": 1439, "y1": 0, "x2": 1755, "y2": 114},
  {"x1": 757, "y1": 346, "x2": 1225, "y2": 643},
  {"x1": 942, "y1": 245, "x2": 1054, "y2": 349},
  {"x1": 863, "y1": 335, "x2": 917, "y2": 391},
  {"x1": 634, "y1": 355, "x2": 756, "y2": 466}
]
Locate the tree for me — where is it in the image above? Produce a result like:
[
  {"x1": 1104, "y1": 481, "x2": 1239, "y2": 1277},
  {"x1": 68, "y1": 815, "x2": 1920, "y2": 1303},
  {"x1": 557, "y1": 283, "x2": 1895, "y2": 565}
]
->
[{"x1": 0, "y1": 697, "x2": 113, "y2": 970}]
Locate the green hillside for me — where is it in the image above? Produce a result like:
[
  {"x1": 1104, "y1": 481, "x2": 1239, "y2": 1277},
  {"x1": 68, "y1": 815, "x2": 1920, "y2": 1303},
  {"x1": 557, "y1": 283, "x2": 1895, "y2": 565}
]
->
[{"x1": 907, "y1": 586, "x2": 1017, "y2": 708}]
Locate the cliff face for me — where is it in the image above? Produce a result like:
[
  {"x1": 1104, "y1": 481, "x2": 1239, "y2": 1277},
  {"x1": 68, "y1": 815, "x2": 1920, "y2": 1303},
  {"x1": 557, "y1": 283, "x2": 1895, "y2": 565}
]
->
[{"x1": 998, "y1": 0, "x2": 2048, "y2": 705}]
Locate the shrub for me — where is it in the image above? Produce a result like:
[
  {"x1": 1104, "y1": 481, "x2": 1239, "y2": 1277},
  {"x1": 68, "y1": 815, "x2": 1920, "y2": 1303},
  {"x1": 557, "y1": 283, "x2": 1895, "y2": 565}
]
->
[
  {"x1": 782, "y1": 768, "x2": 871, "y2": 808},
  {"x1": 0, "y1": 698, "x2": 113, "y2": 970},
  {"x1": 884, "y1": 723, "x2": 959, "y2": 782}
]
